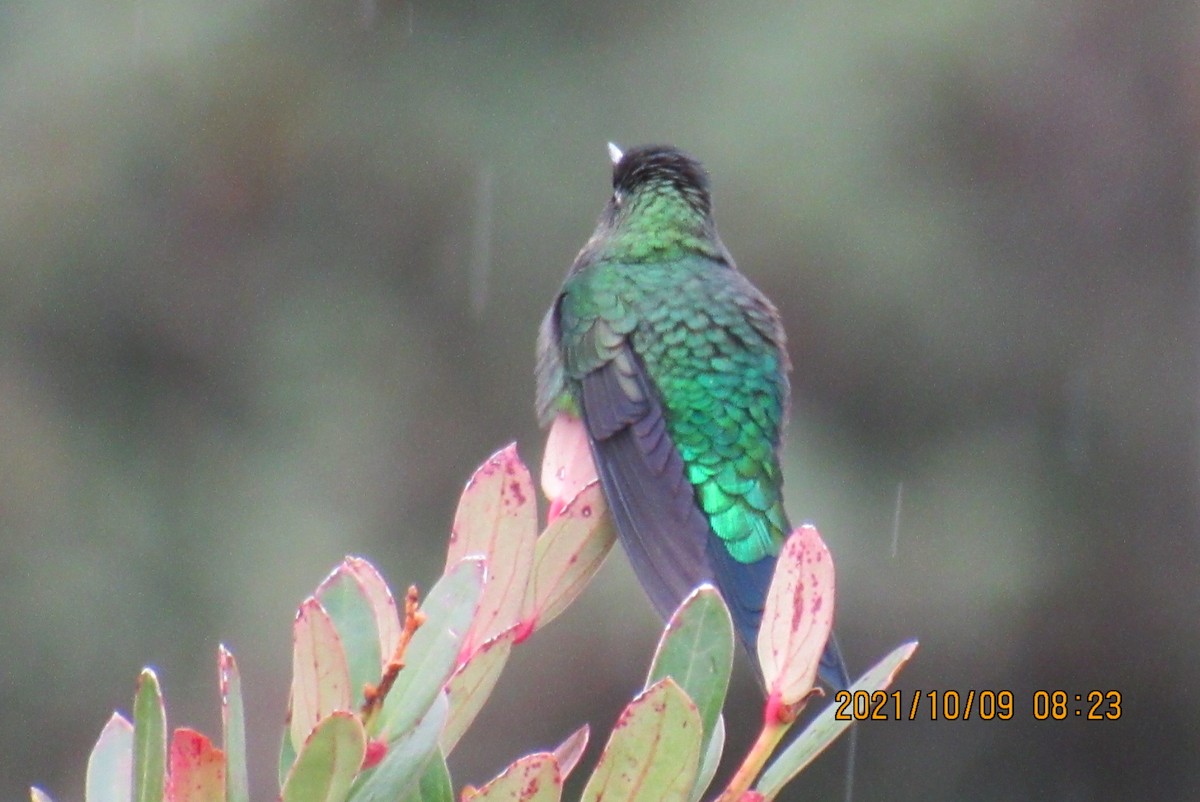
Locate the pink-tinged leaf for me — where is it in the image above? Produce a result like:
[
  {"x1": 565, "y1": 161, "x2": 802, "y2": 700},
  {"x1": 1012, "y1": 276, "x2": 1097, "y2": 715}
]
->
[
  {"x1": 218, "y1": 646, "x2": 249, "y2": 802},
  {"x1": 342, "y1": 557, "x2": 403, "y2": 661},
  {"x1": 524, "y1": 482, "x2": 615, "y2": 635},
  {"x1": 165, "y1": 728, "x2": 226, "y2": 802},
  {"x1": 757, "y1": 526, "x2": 836, "y2": 710},
  {"x1": 540, "y1": 414, "x2": 598, "y2": 522},
  {"x1": 291, "y1": 598, "x2": 353, "y2": 751},
  {"x1": 756, "y1": 641, "x2": 919, "y2": 797},
  {"x1": 580, "y1": 678, "x2": 702, "y2": 802},
  {"x1": 281, "y1": 712, "x2": 366, "y2": 802},
  {"x1": 440, "y1": 627, "x2": 517, "y2": 754},
  {"x1": 469, "y1": 752, "x2": 562, "y2": 802},
  {"x1": 448, "y1": 444, "x2": 538, "y2": 656},
  {"x1": 550, "y1": 725, "x2": 589, "y2": 781},
  {"x1": 87, "y1": 712, "x2": 133, "y2": 802}
]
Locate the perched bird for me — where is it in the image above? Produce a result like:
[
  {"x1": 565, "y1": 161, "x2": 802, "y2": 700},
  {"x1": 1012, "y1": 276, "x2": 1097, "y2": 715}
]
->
[{"x1": 537, "y1": 144, "x2": 848, "y2": 689}]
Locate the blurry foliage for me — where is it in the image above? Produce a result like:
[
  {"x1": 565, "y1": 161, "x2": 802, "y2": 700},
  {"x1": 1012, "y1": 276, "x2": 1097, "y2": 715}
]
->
[{"x1": 1, "y1": 0, "x2": 1196, "y2": 800}]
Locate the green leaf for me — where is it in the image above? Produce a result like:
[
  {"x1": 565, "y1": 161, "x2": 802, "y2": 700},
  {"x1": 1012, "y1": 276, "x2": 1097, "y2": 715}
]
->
[
  {"x1": 166, "y1": 728, "x2": 226, "y2": 802},
  {"x1": 689, "y1": 714, "x2": 723, "y2": 802},
  {"x1": 317, "y1": 561, "x2": 386, "y2": 710},
  {"x1": 281, "y1": 712, "x2": 366, "y2": 802},
  {"x1": 580, "y1": 678, "x2": 702, "y2": 802},
  {"x1": 469, "y1": 752, "x2": 561, "y2": 802},
  {"x1": 133, "y1": 668, "x2": 167, "y2": 802},
  {"x1": 86, "y1": 713, "x2": 133, "y2": 802},
  {"x1": 550, "y1": 725, "x2": 589, "y2": 781},
  {"x1": 645, "y1": 584, "x2": 732, "y2": 755},
  {"x1": 291, "y1": 598, "x2": 354, "y2": 751},
  {"x1": 399, "y1": 752, "x2": 453, "y2": 802},
  {"x1": 440, "y1": 626, "x2": 517, "y2": 754},
  {"x1": 351, "y1": 693, "x2": 448, "y2": 802},
  {"x1": 218, "y1": 646, "x2": 249, "y2": 802},
  {"x1": 526, "y1": 482, "x2": 615, "y2": 633},
  {"x1": 378, "y1": 559, "x2": 483, "y2": 742},
  {"x1": 279, "y1": 720, "x2": 298, "y2": 791},
  {"x1": 448, "y1": 444, "x2": 538, "y2": 655},
  {"x1": 756, "y1": 641, "x2": 919, "y2": 798},
  {"x1": 343, "y1": 557, "x2": 403, "y2": 666},
  {"x1": 757, "y1": 525, "x2": 836, "y2": 705}
]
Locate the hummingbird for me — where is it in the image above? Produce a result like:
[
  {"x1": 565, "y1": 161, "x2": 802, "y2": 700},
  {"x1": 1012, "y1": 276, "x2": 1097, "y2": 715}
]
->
[{"x1": 536, "y1": 143, "x2": 849, "y2": 689}]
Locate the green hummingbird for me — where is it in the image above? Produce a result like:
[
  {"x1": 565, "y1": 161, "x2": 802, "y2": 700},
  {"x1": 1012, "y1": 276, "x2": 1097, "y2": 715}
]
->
[{"x1": 536, "y1": 144, "x2": 848, "y2": 688}]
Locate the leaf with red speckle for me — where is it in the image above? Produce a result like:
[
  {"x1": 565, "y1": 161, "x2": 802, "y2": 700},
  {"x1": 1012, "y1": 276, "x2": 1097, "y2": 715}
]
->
[
  {"x1": 756, "y1": 526, "x2": 836, "y2": 707},
  {"x1": 280, "y1": 711, "x2": 365, "y2": 802},
  {"x1": 448, "y1": 443, "x2": 538, "y2": 656},
  {"x1": 580, "y1": 678, "x2": 701, "y2": 802},
  {"x1": 165, "y1": 728, "x2": 226, "y2": 802},
  {"x1": 440, "y1": 626, "x2": 517, "y2": 754},
  {"x1": 343, "y1": 557, "x2": 403, "y2": 664},
  {"x1": 469, "y1": 752, "x2": 562, "y2": 802},
  {"x1": 756, "y1": 641, "x2": 919, "y2": 798},
  {"x1": 133, "y1": 669, "x2": 167, "y2": 802},
  {"x1": 540, "y1": 413, "x2": 598, "y2": 522},
  {"x1": 218, "y1": 646, "x2": 249, "y2": 802},
  {"x1": 550, "y1": 725, "x2": 589, "y2": 781},
  {"x1": 86, "y1": 712, "x2": 133, "y2": 802},
  {"x1": 291, "y1": 598, "x2": 353, "y2": 752},
  {"x1": 525, "y1": 482, "x2": 615, "y2": 634},
  {"x1": 316, "y1": 561, "x2": 385, "y2": 709}
]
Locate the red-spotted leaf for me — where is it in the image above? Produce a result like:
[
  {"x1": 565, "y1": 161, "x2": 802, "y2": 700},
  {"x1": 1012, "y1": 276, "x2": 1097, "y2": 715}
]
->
[
  {"x1": 87, "y1": 712, "x2": 133, "y2": 802},
  {"x1": 291, "y1": 598, "x2": 353, "y2": 750},
  {"x1": 580, "y1": 678, "x2": 702, "y2": 802},
  {"x1": 133, "y1": 669, "x2": 167, "y2": 802},
  {"x1": 550, "y1": 725, "x2": 589, "y2": 781},
  {"x1": 524, "y1": 482, "x2": 615, "y2": 635},
  {"x1": 469, "y1": 752, "x2": 562, "y2": 802},
  {"x1": 281, "y1": 712, "x2": 365, "y2": 802},
  {"x1": 441, "y1": 626, "x2": 518, "y2": 754},
  {"x1": 756, "y1": 641, "x2": 919, "y2": 797},
  {"x1": 448, "y1": 444, "x2": 538, "y2": 656},
  {"x1": 757, "y1": 526, "x2": 836, "y2": 709},
  {"x1": 218, "y1": 646, "x2": 249, "y2": 802},
  {"x1": 166, "y1": 728, "x2": 226, "y2": 802},
  {"x1": 540, "y1": 413, "x2": 598, "y2": 522}
]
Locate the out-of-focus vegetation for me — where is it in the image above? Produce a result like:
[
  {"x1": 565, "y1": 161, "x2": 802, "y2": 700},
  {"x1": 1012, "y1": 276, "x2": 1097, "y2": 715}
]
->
[{"x1": 1, "y1": 1, "x2": 1194, "y2": 800}]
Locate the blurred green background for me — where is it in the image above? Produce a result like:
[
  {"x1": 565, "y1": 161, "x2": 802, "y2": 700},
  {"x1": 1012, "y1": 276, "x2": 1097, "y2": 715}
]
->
[{"x1": 3, "y1": 1, "x2": 1196, "y2": 799}]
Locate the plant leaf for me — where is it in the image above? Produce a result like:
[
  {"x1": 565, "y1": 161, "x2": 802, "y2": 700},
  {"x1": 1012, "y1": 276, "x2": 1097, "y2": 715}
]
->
[
  {"x1": 580, "y1": 678, "x2": 702, "y2": 802},
  {"x1": 689, "y1": 714, "x2": 723, "y2": 802},
  {"x1": 440, "y1": 626, "x2": 517, "y2": 754},
  {"x1": 378, "y1": 559, "x2": 483, "y2": 741},
  {"x1": 756, "y1": 641, "x2": 919, "y2": 798},
  {"x1": 645, "y1": 584, "x2": 732, "y2": 755},
  {"x1": 166, "y1": 728, "x2": 227, "y2": 802},
  {"x1": 398, "y1": 752, "x2": 453, "y2": 802},
  {"x1": 540, "y1": 413, "x2": 598, "y2": 520},
  {"x1": 351, "y1": 693, "x2": 449, "y2": 802},
  {"x1": 550, "y1": 725, "x2": 589, "y2": 781},
  {"x1": 343, "y1": 557, "x2": 403, "y2": 664},
  {"x1": 218, "y1": 646, "x2": 249, "y2": 802},
  {"x1": 292, "y1": 598, "x2": 354, "y2": 750},
  {"x1": 448, "y1": 444, "x2": 538, "y2": 655},
  {"x1": 86, "y1": 712, "x2": 133, "y2": 802},
  {"x1": 317, "y1": 561, "x2": 386, "y2": 709},
  {"x1": 133, "y1": 668, "x2": 167, "y2": 802},
  {"x1": 526, "y1": 482, "x2": 615, "y2": 633},
  {"x1": 757, "y1": 525, "x2": 836, "y2": 706},
  {"x1": 469, "y1": 753, "x2": 562, "y2": 802},
  {"x1": 281, "y1": 712, "x2": 366, "y2": 802}
]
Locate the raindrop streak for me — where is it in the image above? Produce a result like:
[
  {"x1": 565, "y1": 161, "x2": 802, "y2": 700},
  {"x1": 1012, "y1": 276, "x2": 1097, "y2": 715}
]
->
[
  {"x1": 469, "y1": 166, "x2": 495, "y2": 316},
  {"x1": 890, "y1": 481, "x2": 904, "y2": 559}
]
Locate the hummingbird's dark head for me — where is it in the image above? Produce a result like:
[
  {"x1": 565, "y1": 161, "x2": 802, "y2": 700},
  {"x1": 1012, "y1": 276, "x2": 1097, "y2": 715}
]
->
[{"x1": 608, "y1": 144, "x2": 713, "y2": 219}]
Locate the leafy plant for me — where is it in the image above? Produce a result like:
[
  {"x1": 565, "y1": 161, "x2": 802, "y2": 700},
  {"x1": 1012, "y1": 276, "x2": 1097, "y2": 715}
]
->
[{"x1": 33, "y1": 444, "x2": 916, "y2": 802}]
